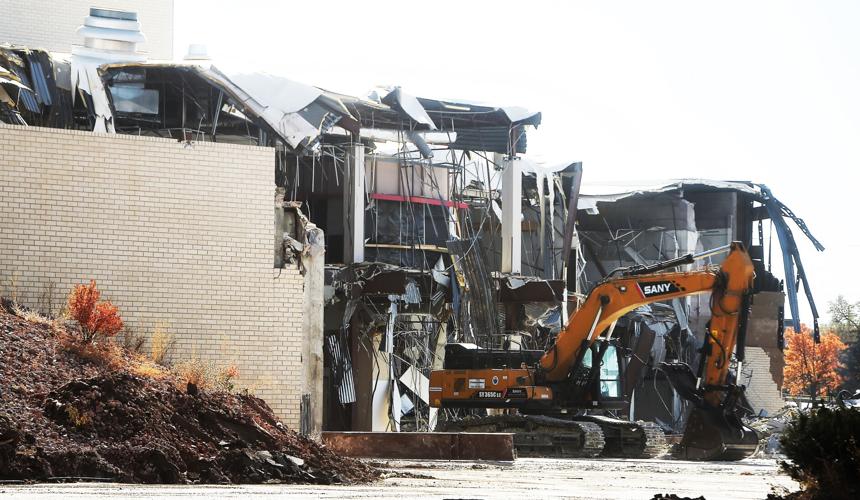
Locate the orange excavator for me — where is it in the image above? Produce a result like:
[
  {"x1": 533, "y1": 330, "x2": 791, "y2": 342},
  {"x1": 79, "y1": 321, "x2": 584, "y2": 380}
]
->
[{"x1": 431, "y1": 242, "x2": 760, "y2": 460}]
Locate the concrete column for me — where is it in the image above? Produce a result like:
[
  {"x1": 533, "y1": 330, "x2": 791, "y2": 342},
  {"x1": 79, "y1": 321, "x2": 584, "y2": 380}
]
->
[
  {"x1": 343, "y1": 143, "x2": 366, "y2": 264},
  {"x1": 351, "y1": 331, "x2": 392, "y2": 431},
  {"x1": 498, "y1": 154, "x2": 522, "y2": 274},
  {"x1": 301, "y1": 223, "x2": 325, "y2": 438}
]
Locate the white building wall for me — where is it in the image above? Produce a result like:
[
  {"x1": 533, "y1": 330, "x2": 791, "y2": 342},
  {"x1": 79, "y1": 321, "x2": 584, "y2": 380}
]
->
[{"x1": 0, "y1": 0, "x2": 174, "y2": 59}]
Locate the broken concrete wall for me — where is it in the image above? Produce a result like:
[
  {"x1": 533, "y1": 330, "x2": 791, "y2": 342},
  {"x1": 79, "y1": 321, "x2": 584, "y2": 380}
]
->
[
  {"x1": 0, "y1": 124, "x2": 304, "y2": 427},
  {"x1": 744, "y1": 291, "x2": 787, "y2": 416}
]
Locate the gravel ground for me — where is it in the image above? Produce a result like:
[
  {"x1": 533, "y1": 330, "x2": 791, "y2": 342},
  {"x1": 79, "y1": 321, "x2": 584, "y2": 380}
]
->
[{"x1": 1, "y1": 457, "x2": 798, "y2": 499}]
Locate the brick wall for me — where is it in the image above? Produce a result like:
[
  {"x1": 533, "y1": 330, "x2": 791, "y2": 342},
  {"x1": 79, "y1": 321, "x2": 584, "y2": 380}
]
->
[
  {"x1": 744, "y1": 291, "x2": 786, "y2": 416},
  {"x1": 745, "y1": 347, "x2": 786, "y2": 416},
  {"x1": 0, "y1": 0, "x2": 174, "y2": 59},
  {"x1": 0, "y1": 124, "x2": 303, "y2": 427}
]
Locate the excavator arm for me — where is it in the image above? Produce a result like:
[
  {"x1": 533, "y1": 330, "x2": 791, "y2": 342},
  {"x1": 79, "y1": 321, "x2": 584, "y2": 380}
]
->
[{"x1": 541, "y1": 241, "x2": 754, "y2": 404}]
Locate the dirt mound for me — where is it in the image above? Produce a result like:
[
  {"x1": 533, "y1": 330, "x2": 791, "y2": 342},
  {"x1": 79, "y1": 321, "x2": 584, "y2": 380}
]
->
[{"x1": 0, "y1": 305, "x2": 378, "y2": 484}]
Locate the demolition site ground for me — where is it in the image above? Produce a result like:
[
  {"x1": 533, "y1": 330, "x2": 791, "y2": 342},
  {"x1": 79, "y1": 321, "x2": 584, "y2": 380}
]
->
[
  {"x1": 0, "y1": 303, "x2": 804, "y2": 499},
  {"x1": 2, "y1": 457, "x2": 797, "y2": 499}
]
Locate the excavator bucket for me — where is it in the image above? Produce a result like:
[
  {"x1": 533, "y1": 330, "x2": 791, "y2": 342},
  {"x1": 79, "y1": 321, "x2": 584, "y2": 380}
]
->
[
  {"x1": 661, "y1": 362, "x2": 758, "y2": 460},
  {"x1": 676, "y1": 406, "x2": 758, "y2": 461}
]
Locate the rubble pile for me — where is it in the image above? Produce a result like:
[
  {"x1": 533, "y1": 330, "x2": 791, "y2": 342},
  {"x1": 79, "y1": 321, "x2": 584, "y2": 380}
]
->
[
  {"x1": 748, "y1": 405, "x2": 801, "y2": 458},
  {"x1": 0, "y1": 306, "x2": 378, "y2": 484}
]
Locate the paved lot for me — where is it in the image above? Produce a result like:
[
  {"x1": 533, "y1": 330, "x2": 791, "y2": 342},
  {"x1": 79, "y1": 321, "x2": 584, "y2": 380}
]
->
[{"x1": 1, "y1": 457, "x2": 797, "y2": 499}]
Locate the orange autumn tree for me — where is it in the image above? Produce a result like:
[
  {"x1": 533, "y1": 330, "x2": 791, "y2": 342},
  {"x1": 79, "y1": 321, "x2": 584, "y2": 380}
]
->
[
  {"x1": 783, "y1": 324, "x2": 846, "y2": 399},
  {"x1": 67, "y1": 280, "x2": 124, "y2": 343}
]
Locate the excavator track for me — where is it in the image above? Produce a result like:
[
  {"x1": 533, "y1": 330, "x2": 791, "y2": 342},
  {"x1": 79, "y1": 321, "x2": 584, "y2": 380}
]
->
[
  {"x1": 439, "y1": 414, "x2": 605, "y2": 458},
  {"x1": 577, "y1": 416, "x2": 667, "y2": 458},
  {"x1": 440, "y1": 414, "x2": 667, "y2": 458}
]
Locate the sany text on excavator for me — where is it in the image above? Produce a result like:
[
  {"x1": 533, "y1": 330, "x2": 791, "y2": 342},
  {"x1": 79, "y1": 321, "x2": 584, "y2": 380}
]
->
[{"x1": 430, "y1": 242, "x2": 759, "y2": 460}]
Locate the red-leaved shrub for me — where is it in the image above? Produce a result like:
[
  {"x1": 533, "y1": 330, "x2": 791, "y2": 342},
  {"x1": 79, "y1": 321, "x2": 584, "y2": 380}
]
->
[{"x1": 67, "y1": 280, "x2": 124, "y2": 343}]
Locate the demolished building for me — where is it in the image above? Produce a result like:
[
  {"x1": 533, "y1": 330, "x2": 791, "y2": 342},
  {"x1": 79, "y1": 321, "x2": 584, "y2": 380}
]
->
[
  {"x1": 0, "y1": 6, "x2": 824, "y2": 437},
  {"x1": 569, "y1": 180, "x2": 823, "y2": 426}
]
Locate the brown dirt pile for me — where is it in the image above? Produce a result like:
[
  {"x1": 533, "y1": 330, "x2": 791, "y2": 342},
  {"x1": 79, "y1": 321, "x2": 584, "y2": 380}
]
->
[{"x1": 0, "y1": 304, "x2": 378, "y2": 484}]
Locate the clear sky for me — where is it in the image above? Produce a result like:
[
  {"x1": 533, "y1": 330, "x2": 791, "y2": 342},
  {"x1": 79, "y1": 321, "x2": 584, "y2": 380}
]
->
[{"x1": 173, "y1": 0, "x2": 860, "y2": 325}]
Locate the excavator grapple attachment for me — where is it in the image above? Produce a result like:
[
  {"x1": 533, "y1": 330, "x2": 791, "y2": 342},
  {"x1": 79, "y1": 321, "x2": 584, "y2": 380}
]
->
[{"x1": 675, "y1": 406, "x2": 758, "y2": 461}]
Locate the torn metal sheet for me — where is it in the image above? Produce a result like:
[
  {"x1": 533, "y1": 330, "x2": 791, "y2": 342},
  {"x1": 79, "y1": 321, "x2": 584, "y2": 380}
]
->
[
  {"x1": 523, "y1": 303, "x2": 562, "y2": 335},
  {"x1": 400, "y1": 280, "x2": 422, "y2": 305},
  {"x1": 325, "y1": 331, "x2": 356, "y2": 404},
  {"x1": 27, "y1": 58, "x2": 52, "y2": 106},
  {"x1": 97, "y1": 61, "x2": 356, "y2": 150},
  {"x1": 331, "y1": 262, "x2": 408, "y2": 297},
  {"x1": 575, "y1": 179, "x2": 822, "y2": 336},
  {"x1": 417, "y1": 96, "x2": 542, "y2": 127},
  {"x1": 498, "y1": 276, "x2": 564, "y2": 302},
  {"x1": 399, "y1": 365, "x2": 430, "y2": 404},
  {"x1": 72, "y1": 56, "x2": 122, "y2": 132},
  {"x1": 0, "y1": 52, "x2": 39, "y2": 113},
  {"x1": 0, "y1": 64, "x2": 30, "y2": 90},
  {"x1": 381, "y1": 87, "x2": 436, "y2": 130},
  {"x1": 225, "y1": 71, "x2": 322, "y2": 115},
  {"x1": 577, "y1": 179, "x2": 759, "y2": 213},
  {"x1": 219, "y1": 70, "x2": 341, "y2": 149},
  {"x1": 431, "y1": 257, "x2": 450, "y2": 288},
  {"x1": 399, "y1": 392, "x2": 415, "y2": 416}
]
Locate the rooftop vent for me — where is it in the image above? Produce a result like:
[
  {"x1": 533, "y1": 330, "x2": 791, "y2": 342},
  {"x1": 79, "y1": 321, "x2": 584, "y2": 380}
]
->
[
  {"x1": 184, "y1": 43, "x2": 211, "y2": 61},
  {"x1": 72, "y1": 7, "x2": 146, "y2": 62}
]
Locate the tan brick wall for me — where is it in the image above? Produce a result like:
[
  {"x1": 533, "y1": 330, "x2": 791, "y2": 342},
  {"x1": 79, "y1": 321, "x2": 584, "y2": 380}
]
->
[
  {"x1": 0, "y1": 124, "x2": 303, "y2": 427},
  {"x1": 0, "y1": 0, "x2": 174, "y2": 59},
  {"x1": 745, "y1": 347, "x2": 786, "y2": 417}
]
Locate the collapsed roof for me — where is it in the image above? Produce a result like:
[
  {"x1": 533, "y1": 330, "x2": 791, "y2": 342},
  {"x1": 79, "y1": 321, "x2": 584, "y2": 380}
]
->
[
  {"x1": 575, "y1": 179, "x2": 825, "y2": 338},
  {"x1": 0, "y1": 45, "x2": 541, "y2": 156}
]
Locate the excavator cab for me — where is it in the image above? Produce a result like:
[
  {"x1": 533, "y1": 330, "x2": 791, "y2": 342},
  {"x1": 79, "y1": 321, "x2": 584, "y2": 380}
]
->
[{"x1": 560, "y1": 338, "x2": 628, "y2": 410}]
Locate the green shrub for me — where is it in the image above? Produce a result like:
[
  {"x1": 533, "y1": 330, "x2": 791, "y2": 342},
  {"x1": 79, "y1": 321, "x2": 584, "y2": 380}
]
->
[{"x1": 779, "y1": 406, "x2": 860, "y2": 499}]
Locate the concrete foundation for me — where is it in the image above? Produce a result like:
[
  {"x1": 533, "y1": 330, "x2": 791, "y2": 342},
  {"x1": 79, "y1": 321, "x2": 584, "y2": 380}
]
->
[{"x1": 321, "y1": 432, "x2": 515, "y2": 461}]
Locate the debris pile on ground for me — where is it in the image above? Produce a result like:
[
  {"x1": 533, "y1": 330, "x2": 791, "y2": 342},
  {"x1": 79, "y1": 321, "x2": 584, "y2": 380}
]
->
[
  {"x1": 748, "y1": 405, "x2": 801, "y2": 458},
  {"x1": 0, "y1": 304, "x2": 378, "y2": 484}
]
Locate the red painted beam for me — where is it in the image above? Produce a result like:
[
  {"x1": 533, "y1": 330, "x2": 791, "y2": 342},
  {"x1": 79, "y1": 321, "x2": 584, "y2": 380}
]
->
[{"x1": 370, "y1": 193, "x2": 469, "y2": 210}]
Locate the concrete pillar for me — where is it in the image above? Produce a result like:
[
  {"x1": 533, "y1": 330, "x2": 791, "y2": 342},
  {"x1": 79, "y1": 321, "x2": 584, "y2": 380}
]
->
[
  {"x1": 301, "y1": 223, "x2": 325, "y2": 438},
  {"x1": 344, "y1": 143, "x2": 366, "y2": 264},
  {"x1": 498, "y1": 154, "x2": 522, "y2": 274},
  {"x1": 351, "y1": 330, "x2": 392, "y2": 431}
]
